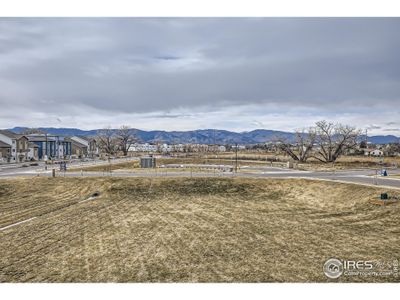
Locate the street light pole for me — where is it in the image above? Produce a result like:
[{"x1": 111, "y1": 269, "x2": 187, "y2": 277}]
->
[
  {"x1": 235, "y1": 143, "x2": 238, "y2": 173},
  {"x1": 45, "y1": 133, "x2": 48, "y2": 158}
]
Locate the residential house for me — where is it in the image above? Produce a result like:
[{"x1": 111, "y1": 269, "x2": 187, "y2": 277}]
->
[
  {"x1": 173, "y1": 144, "x2": 185, "y2": 152},
  {"x1": 128, "y1": 143, "x2": 158, "y2": 152},
  {"x1": 27, "y1": 142, "x2": 39, "y2": 161},
  {"x1": 26, "y1": 134, "x2": 72, "y2": 160},
  {"x1": 231, "y1": 144, "x2": 247, "y2": 151},
  {"x1": 364, "y1": 149, "x2": 384, "y2": 157},
  {"x1": 70, "y1": 136, "x2": 99, "y2": 157},
  {"x1": 0, "y1": 130, "x2": 30, "y2": 162},
  {"x1": 160, "y1": 143, "x2": 173, "y2": 153},
  {"x1": 188, "y1": 144, "x2": 209, "y2": 153},
  {"x1": 0, "y1": 141, "x2": 11, "y2": 163},
  {"x1": 67, "y1": 137, "x2": 88, "y2": 158}
]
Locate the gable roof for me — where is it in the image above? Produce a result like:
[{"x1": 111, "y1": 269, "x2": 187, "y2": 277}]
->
[
  {"x1": 65, "y1": 137, "x2": 87, "y2": 148},
  {"x1": 0, "y1": 130, "x2": 18, "y2": 139},
  {"x1": 74, "y1": 135, "x2": 96, "y2": 142},
  {"x1": 0, "y1": 130, "x2": 27, "y2": 140},
  {"x1": 26, "y1": 136, "x2": 46, "y2": 142},
  {"x1": 0, "y1": 140, "x2": 11, "y2": 148}
]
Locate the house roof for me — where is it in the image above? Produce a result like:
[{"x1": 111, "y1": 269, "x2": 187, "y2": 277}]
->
[
  {"x1": 0, "y1": 130, "x2": 28, "y2": 140},
  {"x1": 26, "y1": 136, "x2": 46, "y2": 142},
  {"x1": 0, "y1": 140, "x2": 11, "y2": 148},
  {"x1": 73, "y1": 141, "x2": 88, "y2": 148},
  {"x1": 65, "y1": 137, "x2": 87, "y2": 148},
  {"x1": 74, "y1": 135, "x2": 95, "y2": 142},
  {"x1": 0, "y1": 130, "x2": 18, "y2": 139}
]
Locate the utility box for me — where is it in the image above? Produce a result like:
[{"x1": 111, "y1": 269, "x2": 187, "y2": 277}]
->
[
  {"x1": 287, "y1": 161, "x2": 294, "y2": 169},
  {"x1": 59, "y1": 161, "x2": 67, "y2": 171},
  {"x1": 140, "y1": 157, "x2": 156, "y2": 168}
]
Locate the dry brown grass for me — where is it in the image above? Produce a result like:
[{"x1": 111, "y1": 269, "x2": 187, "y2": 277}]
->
[
  {"x1": 182, "y1": 152, "x2": 400, "y2": 170},
  {"x1": 0, "y1": 177, "x2": 399, "y2": 283},
  {"x1": 297, "y1": 156, "x2": 400, "y2": 171}
]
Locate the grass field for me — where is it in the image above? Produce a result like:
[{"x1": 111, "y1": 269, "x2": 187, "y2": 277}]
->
[{"x1": 0, "y1": 177, "x2": 399, "y2": 282}]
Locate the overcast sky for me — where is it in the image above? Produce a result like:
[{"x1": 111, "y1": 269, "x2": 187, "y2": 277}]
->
[{"x1": 0, "y1": 18, "x2": 399, "y2": 134}]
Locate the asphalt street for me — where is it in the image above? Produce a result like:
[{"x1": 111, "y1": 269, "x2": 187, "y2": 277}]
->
[{"x1": 1, "y1": 160, "x2": 400, "y2": 189}]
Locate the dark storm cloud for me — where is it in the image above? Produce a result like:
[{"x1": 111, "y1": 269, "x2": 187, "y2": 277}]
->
[{"x1": 0, "y1": 18, "x2": 399, "y2": 131}]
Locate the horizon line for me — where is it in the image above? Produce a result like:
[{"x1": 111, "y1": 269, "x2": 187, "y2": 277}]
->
[{"x1": 3, "y1": 126, "x2": 400, "y2": 137}]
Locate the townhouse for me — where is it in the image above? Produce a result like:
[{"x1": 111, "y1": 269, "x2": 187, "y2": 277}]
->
[
  {"x1": 66, "y1": 137, "x2": 88, "y2": 158},
  {"x1": 0, "y1": 140, "x2": 12, "y2": 162},
  {"x1": 70, "y1": 136, "x2": 99, "y2": 158},
  {"x1": 0, "y1": 130, "x2": 35, "y2": 162},
  {"x1": 26, "y1": 134, "x2": 72, "y2": 160}
]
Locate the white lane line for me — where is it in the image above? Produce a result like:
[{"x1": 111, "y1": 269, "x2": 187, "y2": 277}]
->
[
  {"x1": 261, "y1": 171, "x2": 311, "y2": 174},
  {"x1": 0, "y1": 217, "x2": 37, "y2": 231}
]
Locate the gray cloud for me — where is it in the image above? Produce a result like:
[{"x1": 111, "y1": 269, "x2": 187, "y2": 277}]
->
[
  {"x1": 0, "y1": 18, "x2": 399, "y2": 133},
  {"x1": 383, "y1": 128, "x2": 400, "y2": 132},
  {"x1": 367, "y1": 124, "x2": 381, "y2": 130}
]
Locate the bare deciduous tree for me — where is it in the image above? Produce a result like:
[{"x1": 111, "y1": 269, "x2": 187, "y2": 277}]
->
[
  {"x1": 116, "y1": 125, "x2": 138, "y2": 156},
  {"x1": 97, "y1": 127, "x2": 117, "y2": 156},
  {"x1": 277, "y1": 128, "x2": 317, "y2": 162},
  {"x1": 313, "y1": 120, "x2": 361, "y2": 163}
]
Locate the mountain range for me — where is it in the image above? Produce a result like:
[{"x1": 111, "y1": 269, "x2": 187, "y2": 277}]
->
[{"x1": 8, "y1": 127, "x2": 400, "y2": 145}]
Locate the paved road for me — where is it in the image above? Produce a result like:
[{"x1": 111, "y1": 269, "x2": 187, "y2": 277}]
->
[
  {"x1": 1, "y1": 160, "x2": 400, "y2": 189},
  {"x1": 0, "y1": 156, "x2": 137, "y2": 176}
]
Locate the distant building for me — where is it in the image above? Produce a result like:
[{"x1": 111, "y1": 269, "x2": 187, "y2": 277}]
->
[
  {"x1": 364, "y1": 149, "x2": 384, "y2": 156},
  {"x1": 128, "y1": 143, "x2": 158, "y2": 152},
  {"x1": 67, "y1": 137, "x2": 88, "y2": 158},
  {"x1": 26, "y1": 134, "x2": 71, "y2": 160},
  {"x1": 27, "y1": 142, "x2": 39, "y2": 161},
  {"x1": 70, "y1": 136, "x2": 99, "y2": 157},
  {"x1": 173, "y1": 144, "x2": 185, "y2": 152},
  {"x1": 218, "y1": 145, "x2": 226, "y2": 152},
  {"x1": 0, "y1": 130, "x2": 30, "y2": 162},
  {"x1": 231, "y1": 144, "x2": 246, "y2": 151},
  {"x1": 0, "y1": 140, "x2": 11, "y2": 162}
]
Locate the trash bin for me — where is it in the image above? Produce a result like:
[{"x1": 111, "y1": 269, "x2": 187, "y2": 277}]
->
[{"x1": 381, "y1": 193, "x2": 388, "y2": 200}]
